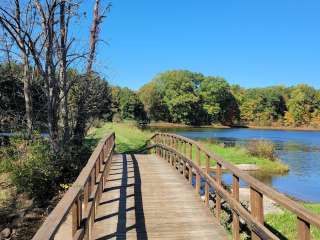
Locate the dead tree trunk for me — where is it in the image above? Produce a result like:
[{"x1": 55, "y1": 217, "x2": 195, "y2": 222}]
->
[
  {"x1": 35, "y1": 0, "x2": 60, "y2": 152},
  {"x1": 72, "y1": 0, "x2": 111, "y2": 145},
  {"x1": 59, "y1": 0, "x2": 70, "y2": 144}
]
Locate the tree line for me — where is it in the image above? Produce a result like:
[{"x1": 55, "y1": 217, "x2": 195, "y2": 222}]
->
[{"x1": 138, "y1": 70, "x2": 320, "y2": 128}]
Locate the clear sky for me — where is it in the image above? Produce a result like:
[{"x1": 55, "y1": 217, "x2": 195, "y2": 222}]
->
[{"x1": 82, "y1": 0, "x2": 320, "y2": 90}]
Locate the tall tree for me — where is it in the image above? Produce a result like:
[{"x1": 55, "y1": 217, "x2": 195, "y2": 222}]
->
[{"x1": 200, "y1": 77, "x2": 240, "y2": 125}]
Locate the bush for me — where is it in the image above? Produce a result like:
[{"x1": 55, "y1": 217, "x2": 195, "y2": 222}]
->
[
  {"x1": 0, "y1": 135, "x2": 59, "y2": 204},
  {"x1": 1, "y1": 132, "x2": 96, "y2": 205},
  {"x1": 246, "y1": 140, "x2": 277, "y2": 161}
]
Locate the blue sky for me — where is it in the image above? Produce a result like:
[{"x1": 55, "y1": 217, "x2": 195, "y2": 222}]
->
[{"x1": 81, "y1": 0, "x2": 320, "y2": 90}]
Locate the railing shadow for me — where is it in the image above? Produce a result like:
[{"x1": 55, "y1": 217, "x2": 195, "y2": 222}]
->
[{"x1": 95, "y1": 154, "x2": 148, "y2": 240}]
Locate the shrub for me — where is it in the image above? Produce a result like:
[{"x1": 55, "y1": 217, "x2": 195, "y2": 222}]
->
[
  {"x1": 246, "y1": 140, "x2": 277, "y2": 161},
  {"x1": 1, "y1": 133, "x2": 95, "y2": 205},
  {"x1": 0, "y1": 135, "x2": 59, "y2": 204}
]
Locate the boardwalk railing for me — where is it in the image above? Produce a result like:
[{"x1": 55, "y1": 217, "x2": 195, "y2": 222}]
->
[
  {"x1": 151, "y1": 132, "x2": 320, "y2": 240},
  {"x1": 32, "y1": 132, "x2": 115, "y2": 240}
]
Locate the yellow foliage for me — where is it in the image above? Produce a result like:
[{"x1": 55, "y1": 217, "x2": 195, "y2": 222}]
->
[
  {"x1": 283, "y1": 111, "x2": 295, "y2": 126},
  {"x1": 311, "y1": 113, "x2": 320, "y2": 127}
]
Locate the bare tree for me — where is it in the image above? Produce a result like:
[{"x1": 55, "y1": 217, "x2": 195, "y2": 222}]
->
[
  {"x1": 34, "y1": 0, "x2": 60, "y2": 151},
  {"x1": 73, "y1": 0, "x2": 111, "y2": 144},
  {"x1": 1, "y1": 0, "x2": 111, "y2": 152},
  {"x1": 0, "y1": 0, "x2": 34, "y2": 137}
]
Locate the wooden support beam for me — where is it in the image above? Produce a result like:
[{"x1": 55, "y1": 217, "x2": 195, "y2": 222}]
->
[
  {"x1": 297, "y1": 217, "x2": 310, "y2": 240},
  {"x1": 250, "y1": 187, "x2": 264, "y2": 240},
  {"x1": 232, "y1": 174, "x2": 240, "y2": 240}
]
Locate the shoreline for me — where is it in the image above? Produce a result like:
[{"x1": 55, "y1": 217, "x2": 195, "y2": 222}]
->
[{"x1": 147, "y1": 122, "x2": 320, "y2": 132}]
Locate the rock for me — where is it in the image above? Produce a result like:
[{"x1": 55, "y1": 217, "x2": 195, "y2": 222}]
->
[
  {"x1": 6, "y1": 213, "x2": 19, "y2": 223},
  {"x1": 236, "y1": 164, "x2": 260, "y2": 171},
  {"x1": 11, "y1": 229, "x2": 16, "y2": 238},
  {"x1": 239, "y1": 188, "x2": 283, "y2": 214},
  {"x1": 0, "y1": 228, "x2": 11, "y2": 239},
  {"x1": 12, "y1": 217, "x2": 23, "y2": 228},
  {"x1": 32, "y1": 208, "x2": 44, "y2": 214},
  {"x1": 209, "y1": 199, "x2": 215, "y2": 209},
  {"x1": 24, "y1": 212, "x2": 38, "y2": 220},
  {"x1": 206, "y1": 164, "x2": 260, "y2": 172}
]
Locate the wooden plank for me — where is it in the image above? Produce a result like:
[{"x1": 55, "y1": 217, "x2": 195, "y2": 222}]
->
[
  {"x1": 155, "y1": 142, "x2": 278, "y2": 240},
  {"x1": 93, "y1": 154, "x2": 228, "y2": 240}
]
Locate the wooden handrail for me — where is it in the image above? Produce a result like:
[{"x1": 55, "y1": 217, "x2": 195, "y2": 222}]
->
[
  {"x1": 32, "y1": 132, "x2": 115, "y2": 240},
  {"x1": 151, "y1": 132, "x2": 320, "y2": 240}
]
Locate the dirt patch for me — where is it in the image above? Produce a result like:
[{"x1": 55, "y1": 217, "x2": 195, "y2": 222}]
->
[{"x1": 0, "y1": 174, "x2": 62, "y2": 240}]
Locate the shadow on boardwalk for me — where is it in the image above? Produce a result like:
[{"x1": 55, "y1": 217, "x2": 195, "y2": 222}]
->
[
  {"x1": 93, "y1": 154, "x2": 228, "y2": 240},
  {"x1": 95, "y1": 154, "x2": 148, "y2": 240}
]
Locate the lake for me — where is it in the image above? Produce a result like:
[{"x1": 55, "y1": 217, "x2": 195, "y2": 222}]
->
[{"x1": 148, "y1": 127, "x2": 320, "y2": 203}]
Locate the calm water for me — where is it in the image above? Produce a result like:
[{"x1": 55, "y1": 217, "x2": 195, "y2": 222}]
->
[{"x1": 149, "y1": 127, "x2": 320, "y2": 202}]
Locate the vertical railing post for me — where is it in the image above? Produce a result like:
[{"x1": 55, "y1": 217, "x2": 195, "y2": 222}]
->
[
  {"x1": 232, "y1": 174, "x2": 240, "y2": 240},
  {"x1": 250, "y1": 187, "x2": 264, "y2": 240},
  {"x1": 160, "y1": 135, "x2": 162, "y2": 157},
  {"x1": 84, "y1": 182, "x2": 89, "y2": 211},
  {"x1": 195, "y1": 146, "x2": 201, "y2": 195},
  {"x1": 170, "y1": 137, "x2": 174, "y2": 166},
  {"x1": 157, "y1": 135, "x2": 160, "y2": 157},
  {"x1": 297, "y1": 217, "x2": 310, "y2": 240},
  {"x1": 204, "y1": 154, "x2": 210, "y2": 207},
  {"x1": 72, "y1": 196, "x2": 81, "y2": 237},
  {"x1": 216, "y1": 162, "x2": 222, "y2": 221},
  {"x1": 182, "y1": 141, "x2": 187, "y2": 178},
  {"x1": 188, "y1": 143, "x2": 193, "y2": 184}
]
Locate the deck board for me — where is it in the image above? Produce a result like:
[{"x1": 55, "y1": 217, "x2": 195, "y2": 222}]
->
[{"x1": 93, "y1": 154, "x2": 228, "y2": 240}]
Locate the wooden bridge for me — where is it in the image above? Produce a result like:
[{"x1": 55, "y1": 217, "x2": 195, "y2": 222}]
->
[{"x1": 32, "y1": 132, "x2": 320, "y2": 240}]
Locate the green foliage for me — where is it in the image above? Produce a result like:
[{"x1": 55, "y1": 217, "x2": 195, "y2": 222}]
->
[
  {"x1": 1, "y1": 134, "x2": 94, "y2": 204},
  {"x1": 239, "y1": 87, "x2": 287, "y2": 126},
  {"x1": 1, "y1": 136, "x2": 58, "y2": 203},
  {"x1": 200, "y1": 77, "x2": 240, "y2": 125},
  {"x1": 0, "y1": 63, "x2": 47, "y2": 131},
  {"x1": 112, "y1": 86, "x2": 147, "y2": 122},
  {"x1": 286, "y1": 84, "x2": 320, "y2": 126},
  {"x1": 138, "y1": 81, "x2": 170, "y2": 121},
  {"x1": 155, "y1": 70, "x2": 205, "y2": 125}
]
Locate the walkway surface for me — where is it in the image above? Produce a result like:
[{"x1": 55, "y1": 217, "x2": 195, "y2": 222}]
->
[{"x1": 93, "y1": 154, "x2": 228, "y2": 240}]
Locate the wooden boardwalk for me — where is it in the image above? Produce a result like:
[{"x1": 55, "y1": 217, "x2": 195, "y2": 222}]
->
[
  {"x1": 93, "y1": 154, "x2": 228, "y2": 240},
  {"x1": 33, "y1": 133, "x2": 320, "y2": 240}
]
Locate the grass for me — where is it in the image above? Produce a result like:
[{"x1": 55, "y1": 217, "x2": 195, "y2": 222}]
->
[
  {"x1": 200, "y1": 141, "x2": 289, "y2": 174},
  {"x1": 87, "y1": 122, "x2": 153, "y2": 153},
  {"x1": 87, "y1": 122, "x2": 288, "y2": 174},
  {"x1": 265, "y1": 203, "x2": 320, "y2": 239}
]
